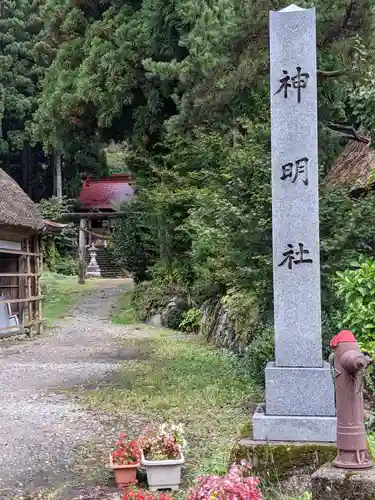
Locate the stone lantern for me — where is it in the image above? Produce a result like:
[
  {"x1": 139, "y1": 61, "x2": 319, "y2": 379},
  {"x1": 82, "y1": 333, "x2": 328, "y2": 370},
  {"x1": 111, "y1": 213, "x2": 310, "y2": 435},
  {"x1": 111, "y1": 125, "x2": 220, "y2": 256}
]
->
[{"x1": 85, "y1": 244, "x2": 101, "y2": 278}]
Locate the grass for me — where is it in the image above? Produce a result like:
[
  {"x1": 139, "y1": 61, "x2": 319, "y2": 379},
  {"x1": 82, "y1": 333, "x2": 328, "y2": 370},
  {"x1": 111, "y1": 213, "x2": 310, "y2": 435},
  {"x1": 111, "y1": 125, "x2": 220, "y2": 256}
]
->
[
  {"x1": 368, "y1": 433, "x2": 375, "y2": 457},
  {"x1": 110, "y1": 291, "x2": 137, "y2": 325},
  {"x1": 42, "y1": 272, "x2": 94, "y2": 326},
  {"x1": 71, "y1": 327, "x2": 261, "y2": 495},
  {"x1": 62, "y1": 289, "x2": 375, "y2": 499}
]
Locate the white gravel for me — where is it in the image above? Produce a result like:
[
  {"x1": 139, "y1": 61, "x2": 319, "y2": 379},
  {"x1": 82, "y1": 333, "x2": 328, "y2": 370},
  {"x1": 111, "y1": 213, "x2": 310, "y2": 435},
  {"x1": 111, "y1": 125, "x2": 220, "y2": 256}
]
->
[{"x1": 0, "y1": 280, "x2": 134, "y2": 498}]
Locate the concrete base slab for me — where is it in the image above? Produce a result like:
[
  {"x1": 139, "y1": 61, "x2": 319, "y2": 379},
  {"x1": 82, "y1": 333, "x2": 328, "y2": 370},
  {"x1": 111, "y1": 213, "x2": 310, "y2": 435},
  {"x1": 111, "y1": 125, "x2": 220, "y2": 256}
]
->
[
  {"x1": 265, "y1": 361, "x2": 336, "y2": 416},
  {"x1": 312, "y1": 465, "x2": 375, "y2": 499},
  {"x1": 252, "y1": 404, "x2": 336, "y2": 442}
]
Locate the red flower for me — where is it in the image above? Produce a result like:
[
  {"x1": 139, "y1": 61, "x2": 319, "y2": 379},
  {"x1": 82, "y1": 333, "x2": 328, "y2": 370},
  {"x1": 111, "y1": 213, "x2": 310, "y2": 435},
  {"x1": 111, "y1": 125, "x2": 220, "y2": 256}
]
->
[
  {"x1": 123, "y1": 488, "x2": 171, "y2": 500},
  {"x1": 111, "y1": 434, "x2": 141, "y2": 465}
]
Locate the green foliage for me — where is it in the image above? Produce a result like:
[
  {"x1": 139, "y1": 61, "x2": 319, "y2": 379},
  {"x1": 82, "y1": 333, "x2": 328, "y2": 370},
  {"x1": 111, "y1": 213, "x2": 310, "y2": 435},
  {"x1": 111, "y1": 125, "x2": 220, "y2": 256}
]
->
[
  {"x1": 55, "y1": 257, "x2": 79, "y2": 276},
  {"x1": 4, "y1": 0, "x2": 375, "y2": 368},
  {"x1": 44, "y1": 239, "x2": 59, "y2": 272},
  {"x1": 288, "y1": 494, "x2": 312, "y2": 500},
  {"x1": 319, "y1": 188, "x2": 375, "y2": 353},
  {"x1": 245, "y1": 324, "x2": 274, "y2": 386},
  {"x1": 179, "y1": 307, "x2": 201, "y2": 333},
  {"x1": 131, "y1": 281, "x2": 171, "y2": 321},
  {"x1": 364, "y1": 362, "x2": 375, "y2": 407},
  {"x1": 151, "y1": 120, "x2": 272, "y2": 307},
  {"x1": 0, "y1": 0, "x2": 45, "y2": 150},
  {"x1": 368, "y1": 433, "x2": 375, "y2": 459},
  {"x1": 320, "y1": 188, "x2": 375, "y2": 305},
  {"x1": 0, "y1": 0, "x2": 54, "y2": 199},
  {"x1": 37, "y1": 196, "x2": 77, "y2": 270},
  {"x1": 111, "y1": 198, "x2": 155, "y2": 283},
  {"x1": 334, "y1": 257, "x2": 375, "y2": 405},
  {"x1": 222, "y1": 289, "x2": 263, "y2": 345},
  {"x1": 31, "y1": 0, "x2": 375, "y2": 158},
  {"x1": 321, "y1": 308, "x2": 341, "y2": 359},
  {"x1": 37, "y1": 196, "x2": 74, "y2": 221},
  {"x1": 336, "y1": 257, "x2": 375, "y2": 349},
  {"x1": 131, "y1": 278, "x2": 188, "y2": 323}
]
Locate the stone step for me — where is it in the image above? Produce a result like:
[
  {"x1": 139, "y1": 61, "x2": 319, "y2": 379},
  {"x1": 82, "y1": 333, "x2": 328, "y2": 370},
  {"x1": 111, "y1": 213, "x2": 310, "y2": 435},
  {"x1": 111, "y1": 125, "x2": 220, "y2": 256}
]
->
[{"x1": 86, "y1": 249, "x2": 126, "y2": 279}]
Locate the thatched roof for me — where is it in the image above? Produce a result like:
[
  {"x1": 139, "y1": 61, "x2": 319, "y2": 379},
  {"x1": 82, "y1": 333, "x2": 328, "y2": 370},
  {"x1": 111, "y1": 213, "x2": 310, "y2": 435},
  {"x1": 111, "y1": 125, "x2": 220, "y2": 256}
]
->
[
  {"x1": 43, "y1": 220, "x2": 68, "y2": 234},
  {"x1": 0, "y1": 168, "x2": 44, "y2": 231},
  {"x1": 325, "y1": 140, "x2": 375, "y2": 190}
]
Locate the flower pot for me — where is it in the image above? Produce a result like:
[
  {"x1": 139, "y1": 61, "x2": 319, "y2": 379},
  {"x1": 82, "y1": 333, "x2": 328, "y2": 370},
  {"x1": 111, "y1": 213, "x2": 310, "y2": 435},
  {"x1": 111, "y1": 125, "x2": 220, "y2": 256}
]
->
[
  {"x1": 110, "y1": 454, "x2": 139, "y2": 488},
  {"x1": 141, "y1": 452, "x2": 184, "y2": 491}
]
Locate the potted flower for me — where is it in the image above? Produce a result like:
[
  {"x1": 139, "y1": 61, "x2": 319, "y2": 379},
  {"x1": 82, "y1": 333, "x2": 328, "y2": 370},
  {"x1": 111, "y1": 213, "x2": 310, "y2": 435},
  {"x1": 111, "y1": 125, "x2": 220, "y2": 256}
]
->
[
  {"x1": 139, "y1": 422, "x2": 186, "y2": 491},
  {"x1": 188, "y1": 460, "x2": 262, "y2": 499},
  {"x1": 110, "y1": 433, "x2": 141, "y2": 488}
]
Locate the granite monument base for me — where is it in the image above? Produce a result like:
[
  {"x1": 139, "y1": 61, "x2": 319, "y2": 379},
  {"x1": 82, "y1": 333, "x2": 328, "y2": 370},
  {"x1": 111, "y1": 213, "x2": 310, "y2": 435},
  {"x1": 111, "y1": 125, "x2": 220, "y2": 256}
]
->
[
  {"x1": 252, "y1": 404, "x2": 336, "y2": 442},
  {"x1": 265, "y1": 362, "x2": 336, "y2": 416},
  {"x1": 312, "y1": 465, "x2": 375, "y2": 500}
]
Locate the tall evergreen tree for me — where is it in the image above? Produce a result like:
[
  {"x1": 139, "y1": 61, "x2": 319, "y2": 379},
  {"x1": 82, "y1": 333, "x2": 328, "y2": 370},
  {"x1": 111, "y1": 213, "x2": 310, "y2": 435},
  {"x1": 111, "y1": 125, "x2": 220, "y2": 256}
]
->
[{"x1": 0, "y1": 0, "x2": 53, "y2": 198}]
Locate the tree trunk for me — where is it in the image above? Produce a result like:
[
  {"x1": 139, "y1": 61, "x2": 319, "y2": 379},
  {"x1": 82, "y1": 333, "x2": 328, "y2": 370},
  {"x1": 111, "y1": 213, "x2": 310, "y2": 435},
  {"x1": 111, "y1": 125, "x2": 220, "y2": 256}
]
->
[
  {"x1": 54, "y1": 153, "x2": 63, "y2": 201},
  {"x1": 78, "y1": 218, "x2": 87, "y2": 284},
  {"x1": 22, "y1": 142, "x2": 32, "y2": 197}
]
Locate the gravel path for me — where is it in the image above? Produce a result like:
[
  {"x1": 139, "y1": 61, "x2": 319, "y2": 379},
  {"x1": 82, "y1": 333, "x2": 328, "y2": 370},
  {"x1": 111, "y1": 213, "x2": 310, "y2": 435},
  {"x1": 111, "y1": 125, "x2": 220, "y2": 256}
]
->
[{"x1": 0, "y1": 279, "x2": 135, "y2": 499}]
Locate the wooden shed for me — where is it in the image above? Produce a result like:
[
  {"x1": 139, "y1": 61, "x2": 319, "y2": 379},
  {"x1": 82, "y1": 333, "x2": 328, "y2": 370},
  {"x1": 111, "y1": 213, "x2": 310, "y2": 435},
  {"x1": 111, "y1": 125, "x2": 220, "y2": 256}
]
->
[{"x1": 0, "y1": 168, "x2": 44, "y2": 336}]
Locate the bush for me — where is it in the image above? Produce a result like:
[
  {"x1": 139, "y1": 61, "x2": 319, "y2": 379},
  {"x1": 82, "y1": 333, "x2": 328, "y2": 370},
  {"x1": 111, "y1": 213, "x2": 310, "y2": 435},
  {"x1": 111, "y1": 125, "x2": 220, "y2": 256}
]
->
[
  {"x1": 336, "y1": 256, "x2": 375, "y2": 352},
  {"x1": 320, "y1": 188, "x2": 375, "y2": 313},
  {"x1": 132, "y1": 280, "x2": 188, "y2": 322},
  {"x1": 364, "y1": 362, "x2": 375, "y2": 407},
  {"x1": 245, "y1": 323, "x2": 275, "y2": 386},
  {"x1": 222, "y1": 288, "x2": 264, "y2": 347},
  {"x1": 112, "y1": 198, "x2": 154, "y2": 283},
  {"x1": 131, "y1": 282, "x2": 165, "y2": 321},
  {"x1": 179, "y1": 307, "x2": 202, "y2": 333},
  {"x1": 55, "y1": 257, "x2": 79, "y2": 276},
  {"x1": 334, "y1": 256, "x2": 375, "y2": 405},
  {"x1": 37, "y1": 196, "x2": 77, "y2": 269},
  {"x1": 322, "y1": 308, "x2": 341, "y2": 360}
]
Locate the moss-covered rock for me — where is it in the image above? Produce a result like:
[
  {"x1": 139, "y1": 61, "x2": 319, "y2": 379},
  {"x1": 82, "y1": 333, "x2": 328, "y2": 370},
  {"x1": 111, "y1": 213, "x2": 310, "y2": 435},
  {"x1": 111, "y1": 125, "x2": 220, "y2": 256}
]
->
[
  {"x1": 161, "y1": 296, "x2": 189, "y2": 329},
  {"x1": 312, "y1": 465, "x2": 375, "y2": 499},
  {"x1": 230, "y1": 428, "x2": 336, "y2": 483}
]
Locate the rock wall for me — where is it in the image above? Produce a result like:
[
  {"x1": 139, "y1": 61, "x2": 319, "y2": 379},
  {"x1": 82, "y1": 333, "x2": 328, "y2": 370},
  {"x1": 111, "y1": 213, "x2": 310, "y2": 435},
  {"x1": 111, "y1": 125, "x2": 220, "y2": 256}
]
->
[
  {"x1": 148, "y1": 295, "x2": 189, "y2": 329},
  {"x1": 199, "y1": 300, "x2": 248, "y2": 354},
  {"x1": 147, "y1": 294, "x2": 251, "y2": 355}
]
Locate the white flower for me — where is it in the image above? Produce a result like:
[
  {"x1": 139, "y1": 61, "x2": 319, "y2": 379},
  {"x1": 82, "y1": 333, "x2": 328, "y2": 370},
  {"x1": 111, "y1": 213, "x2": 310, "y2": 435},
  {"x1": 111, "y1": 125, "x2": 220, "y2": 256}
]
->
[{"x1": 158, "y1": 421, "x2": 187, "y2": 449}]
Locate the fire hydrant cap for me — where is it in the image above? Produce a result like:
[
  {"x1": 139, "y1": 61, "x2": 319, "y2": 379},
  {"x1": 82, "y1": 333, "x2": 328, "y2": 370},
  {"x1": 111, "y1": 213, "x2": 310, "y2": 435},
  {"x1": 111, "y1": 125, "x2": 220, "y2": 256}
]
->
[{"x1": 330, "y1": 330, "x2": 357, "y2": 348}]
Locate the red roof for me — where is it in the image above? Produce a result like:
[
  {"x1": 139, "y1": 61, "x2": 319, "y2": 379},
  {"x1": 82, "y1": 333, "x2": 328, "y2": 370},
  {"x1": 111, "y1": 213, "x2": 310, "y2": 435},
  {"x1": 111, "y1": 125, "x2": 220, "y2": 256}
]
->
[{"x1": 79, "y1": 174, "x2": 135, "y2": 210}]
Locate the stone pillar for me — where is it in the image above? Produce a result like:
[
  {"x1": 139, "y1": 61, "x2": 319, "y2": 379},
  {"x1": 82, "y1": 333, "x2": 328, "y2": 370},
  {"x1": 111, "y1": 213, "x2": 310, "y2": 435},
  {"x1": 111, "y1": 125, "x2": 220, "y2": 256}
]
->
[{"x1": 252, "y1": 4, "x2": 336, "y2": 442}]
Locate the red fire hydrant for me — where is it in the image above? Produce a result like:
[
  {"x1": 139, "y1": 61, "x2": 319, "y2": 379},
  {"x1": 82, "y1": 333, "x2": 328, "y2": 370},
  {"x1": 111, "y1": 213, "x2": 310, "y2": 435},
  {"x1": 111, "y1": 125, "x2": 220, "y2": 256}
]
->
[{"x1": 330, "y1": 330, "x2": 373, "y2": 469}]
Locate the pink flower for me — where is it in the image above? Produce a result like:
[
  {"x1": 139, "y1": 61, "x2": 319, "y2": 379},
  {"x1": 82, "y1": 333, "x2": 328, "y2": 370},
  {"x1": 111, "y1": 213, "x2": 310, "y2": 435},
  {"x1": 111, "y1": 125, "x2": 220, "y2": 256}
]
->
[{"x1": 188, "y1": 461, "x2": 262, "y2": 500}]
